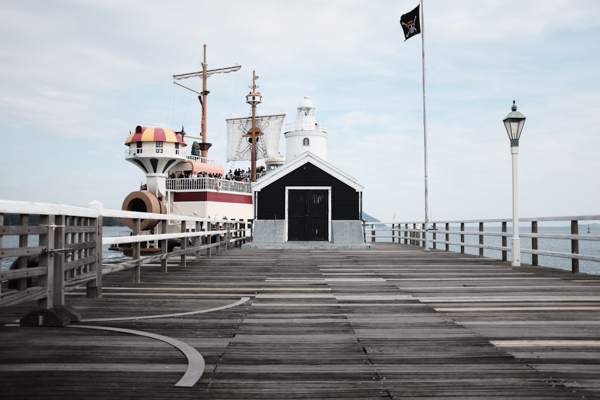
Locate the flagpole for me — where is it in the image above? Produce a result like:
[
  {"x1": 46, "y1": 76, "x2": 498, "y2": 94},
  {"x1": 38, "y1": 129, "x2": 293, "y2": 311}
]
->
[{"x1": 420, "y1": 0, "x2": 430, "y2": 251}]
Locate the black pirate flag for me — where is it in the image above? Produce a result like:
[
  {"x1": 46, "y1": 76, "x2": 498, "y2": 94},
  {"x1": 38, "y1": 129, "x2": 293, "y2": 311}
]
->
[{"x1": 400, "y1": 5, "x2": 421, "y2": 41}]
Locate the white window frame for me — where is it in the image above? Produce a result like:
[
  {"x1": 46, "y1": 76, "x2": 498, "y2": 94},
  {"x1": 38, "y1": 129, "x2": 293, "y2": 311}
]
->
[{"x1": 284, "y1": 186, "x2": 332, "y2": 243}]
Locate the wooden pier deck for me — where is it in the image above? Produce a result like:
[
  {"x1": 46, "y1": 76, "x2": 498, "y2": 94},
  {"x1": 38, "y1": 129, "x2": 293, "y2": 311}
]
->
[{"x1": 1, "y1": 243, "x2": 600, "y2": 399}]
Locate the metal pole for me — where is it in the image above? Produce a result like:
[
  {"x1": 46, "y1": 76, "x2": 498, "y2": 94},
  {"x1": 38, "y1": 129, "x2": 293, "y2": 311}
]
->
[
  {"x1": 420, "y1": 0, "x2": 430, "y2": 251},
  {"x1": 511, "y1": 145, "x2": 520, "y2": 266}
]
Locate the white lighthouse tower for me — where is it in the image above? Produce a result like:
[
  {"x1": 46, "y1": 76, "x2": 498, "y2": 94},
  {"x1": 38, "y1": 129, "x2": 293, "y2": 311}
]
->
[{"x1": 284, "y1": 96, "x2": 328, "y2": 161}]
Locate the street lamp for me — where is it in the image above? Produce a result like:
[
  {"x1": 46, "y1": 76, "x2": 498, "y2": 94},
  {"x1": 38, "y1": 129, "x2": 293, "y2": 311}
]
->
[{"x1": 503, "y1": 100, "x2": 526, "y2": 266}]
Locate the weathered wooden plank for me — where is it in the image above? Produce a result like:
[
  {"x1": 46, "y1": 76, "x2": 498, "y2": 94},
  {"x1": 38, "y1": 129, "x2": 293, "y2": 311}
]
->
[
  {"x1": 65, "y1": 241, "x2": 95, "y2": 252},
  {"x1": 0, "y1": 266, "x2": 48, "y2": 280},
  {"x1": 64, "y1": 255, "x2": 96, "y2": 272},
  {"x1": 0, "y1": 225, "x2": 47, "y2": 235},
  {"x1": 64, "y1": 225, "x2": 96, "y2": 234},
  {"x1": 0, "y1": 286, "x2": 47, "y2": 307},
  {"x1": 0, "y1": 245, "x2": 44, "y2": 258}
]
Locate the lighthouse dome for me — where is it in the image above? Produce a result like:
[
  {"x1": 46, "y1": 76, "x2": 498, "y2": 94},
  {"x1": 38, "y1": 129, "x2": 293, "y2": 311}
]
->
[
  {"x1": 297, "y1": 95, "x2": 315, "y2": 109},
  {"x1": 124, "y1": 126, "x2": 187, "y2": 147},
  {"x1": 297, "y1": 96, "x2": 315, "y2": 118}
]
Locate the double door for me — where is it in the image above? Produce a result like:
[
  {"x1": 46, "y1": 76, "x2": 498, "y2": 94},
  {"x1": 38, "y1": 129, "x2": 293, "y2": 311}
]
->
[{"x1": 288, "y1": 190, "x2": 328, "y2": 241}]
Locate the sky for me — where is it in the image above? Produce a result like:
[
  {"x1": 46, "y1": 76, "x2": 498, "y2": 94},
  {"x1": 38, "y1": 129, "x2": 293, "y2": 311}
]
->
[{"x1": 1, "y1": 0, "x2": 599, "y2": 223}]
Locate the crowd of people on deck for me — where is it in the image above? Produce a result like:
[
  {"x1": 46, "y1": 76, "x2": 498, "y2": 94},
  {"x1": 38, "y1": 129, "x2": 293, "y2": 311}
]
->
[
  {"x1": 167, "y1": 166, "x2": 266, "y2": 183},
  {"x1": 169, "y1": 171, "x2": 224, "y2": 179}
]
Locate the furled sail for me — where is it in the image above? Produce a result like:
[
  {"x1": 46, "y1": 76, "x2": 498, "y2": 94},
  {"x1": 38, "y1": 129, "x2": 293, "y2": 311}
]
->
[{"x1": 226, "y1": 115, "x2": 285, "y2": 162}]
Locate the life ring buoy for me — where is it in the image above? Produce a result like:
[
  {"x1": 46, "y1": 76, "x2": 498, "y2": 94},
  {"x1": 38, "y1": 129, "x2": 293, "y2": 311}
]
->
[{"x1": 216, "y1": 180, "x2": 222, "y2": 191}]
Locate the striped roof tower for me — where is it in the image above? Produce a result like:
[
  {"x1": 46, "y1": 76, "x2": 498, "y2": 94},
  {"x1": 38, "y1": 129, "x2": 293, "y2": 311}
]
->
[{"x1": 125, "y1": 126, "x2": 187, "y2": 147}]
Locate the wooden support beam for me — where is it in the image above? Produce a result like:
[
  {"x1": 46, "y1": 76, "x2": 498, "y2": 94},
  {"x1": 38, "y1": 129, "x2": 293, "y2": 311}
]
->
[
  {"x1": 180, "y1": 220, "x2": 187, "y2": 267},
  {"x1": 53, "y1": 215, "x2": 65, "y2": 306},
  {"x1": 132, "y1": 218, "x2": 141, "y2": 283},
  {"x1": 160, "y1": 219, "x2": 168, "y2": 273},
  {"x1": 37, "y1": 214, "x2": 53, "y2": 309},
  {"x1": 571, "y1": 220, "x2": 579, "y2": 273}
]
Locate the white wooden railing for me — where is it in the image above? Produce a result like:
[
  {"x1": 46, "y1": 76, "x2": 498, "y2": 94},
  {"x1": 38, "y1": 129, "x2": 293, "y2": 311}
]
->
[
  {"x1": 166, "y1": 177, "x2": 252, "y2": 193},
  {"x1": 0, "y1": 200, "x2": 252, "y2": 317},
  {"x1": 284, "y1": 122, "x2": 327, "y2": 132},
  {"x1": 185, "y1": 155, "x2": 218, "y2": 164},
  {"x1": 364, "y1": 215, "x2": 600, "y2": 273}
]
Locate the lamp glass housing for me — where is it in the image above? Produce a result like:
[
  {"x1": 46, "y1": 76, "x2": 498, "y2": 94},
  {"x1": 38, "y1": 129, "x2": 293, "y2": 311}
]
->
[{"x1": 503, "y1": 101, "x2": 526, "y2": 142}]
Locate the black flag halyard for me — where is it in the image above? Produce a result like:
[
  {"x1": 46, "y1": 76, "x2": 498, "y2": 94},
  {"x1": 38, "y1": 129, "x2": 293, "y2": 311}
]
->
[{"x1": 400, "y1": 5, "x2": 421, "y2": 41}]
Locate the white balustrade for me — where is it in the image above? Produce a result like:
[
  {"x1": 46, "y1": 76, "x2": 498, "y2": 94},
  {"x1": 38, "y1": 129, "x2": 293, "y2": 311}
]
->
[
  {"x1": 284, "y1": 122, "x2": 327, "y2": 133},
  {"x1": 166, "y1": 177, "x2": 252, "y2": 193}
]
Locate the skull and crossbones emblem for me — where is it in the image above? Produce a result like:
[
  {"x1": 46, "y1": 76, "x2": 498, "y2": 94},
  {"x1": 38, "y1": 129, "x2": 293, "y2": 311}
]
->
[{"x1": 401, "y1": 15, "x2": 418, "y2": 38}]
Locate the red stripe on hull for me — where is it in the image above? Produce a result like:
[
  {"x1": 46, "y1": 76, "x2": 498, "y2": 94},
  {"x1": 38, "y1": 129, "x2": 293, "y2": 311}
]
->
[{"x1": 173, "y1": 191, "x2": 252, "y2": 204}]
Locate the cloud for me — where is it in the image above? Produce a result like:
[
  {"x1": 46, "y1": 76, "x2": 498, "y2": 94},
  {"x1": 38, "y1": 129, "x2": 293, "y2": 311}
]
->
[{"x1": 0, "y1": 0, "x2": 599, "y2": 222}]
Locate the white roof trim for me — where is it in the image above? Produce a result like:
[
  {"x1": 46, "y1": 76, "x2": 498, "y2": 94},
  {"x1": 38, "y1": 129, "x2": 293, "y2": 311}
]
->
[{"x1": 252, "y1": 151, "x2": 363, "y2": 192}]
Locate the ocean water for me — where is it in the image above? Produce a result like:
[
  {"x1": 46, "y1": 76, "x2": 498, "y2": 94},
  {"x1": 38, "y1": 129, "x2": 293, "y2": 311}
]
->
[
  {"x1": 1, "y1": 226, "x2": 129, "y2": 271},
  {"x1": 371, "y1": 224, "x2": 600, "y2": 275}
]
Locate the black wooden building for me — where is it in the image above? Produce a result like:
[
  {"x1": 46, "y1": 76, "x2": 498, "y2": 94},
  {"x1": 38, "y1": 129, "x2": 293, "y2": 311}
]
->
[{"x1": 250, "y1": 152, "x2": 365, "y2": 246}]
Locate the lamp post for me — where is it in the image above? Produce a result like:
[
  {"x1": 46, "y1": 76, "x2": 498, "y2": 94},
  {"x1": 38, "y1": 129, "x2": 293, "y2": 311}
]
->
[{"x1": 503, "y1": 100, "x2": 526, "y2": 267}]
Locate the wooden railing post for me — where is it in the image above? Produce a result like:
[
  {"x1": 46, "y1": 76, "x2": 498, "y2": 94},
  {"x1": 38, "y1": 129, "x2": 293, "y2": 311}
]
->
[
  {"x1": 404, "y1": 224, "x2": 408, "y2": 244},
  {"x1": 206, "y1": 222, "x2": 212, "y2": 258},
  {"x1": 85, "y1": 202, "x2": 103, "y2": 299},
  {"x1": 392, "y1": 223, "x2": 396, "y2": 243},
  {"x1": 479, "y1": 222, "x2": 484, "y2": 257},
  {"x1": 371, "y1": 224, "x2": 375, "y2": 243},
  {"x1": 241, "y1": 220, "x2": 245, "y2": 244},
  {"x1": 460, "y1": 222, "x2": 465, "y2": 254},
  {"x1": 226, "y1": 222, "x2": 231, "y2": 251},
  {"x1": 432, "y1": 223, "x2": 436, "y2": 249},
  {"x1": 195, "y1": 221, "x2": 201, "y2": 261},
  {"x1": 180, "y1": 220, "x2": 187, "y2": 266},
  {"x1": 53, "y1": 215, "x2": 65, "y2": 306},
  {"x1": 18, "y1": 214, "x2": 29, "y2": 291},
  {"x1": 132, "y1": 218, "x2": 141, "y2": 283},
  {"x1": 234, "y1": 220, "x2": 239, "y2": 247},
  {"x1": 87, "y1": 211, "x2": 102, "y2": 299},
  {"x1": 445, "y1": 223, "x2": 449, "y2": 251},
  {"x1": 571, "y1": 220, "x2": 579, "y2": 273},
  {"x1": 531, "y1": 221, "x2": 538, "y2": 266},
  {"x1": 246, "y1": 219, "x2": 251, "y2": 244},
  {"x1": 38, "y1": 214, "x2": 54, "y2": 309},
  {"x1": 502, "y1": 221, "x2": 507, "y2": 261},
  {"x1": 216, "y1": 221, "x2": 222, "y2": 255},
  {"x1": 161, "y1": 219, "x2": 168, "y2": 272}
]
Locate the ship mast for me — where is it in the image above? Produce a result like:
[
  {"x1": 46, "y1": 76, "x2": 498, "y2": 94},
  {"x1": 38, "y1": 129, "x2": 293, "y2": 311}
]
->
[
  {"x1": 246, "y1": 70, "x2": 262, "y2": 182},
  {"x1": 199, "y1": 44, "x2": 209, "y2": 161},
  {"x1": 173, "y1": 44, "x2": 241, "y2": 163}
]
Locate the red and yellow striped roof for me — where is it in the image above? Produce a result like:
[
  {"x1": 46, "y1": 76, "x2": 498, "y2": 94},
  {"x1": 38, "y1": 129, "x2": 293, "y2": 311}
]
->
[{"x1": 125, "y1": 126, "x2": 187, "y2": 147}]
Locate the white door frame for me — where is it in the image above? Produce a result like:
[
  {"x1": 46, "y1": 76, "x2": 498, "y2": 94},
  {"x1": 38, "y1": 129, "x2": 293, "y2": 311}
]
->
[{"x1": 285, "y1": 186, "x2": 332, "y2": 242}]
